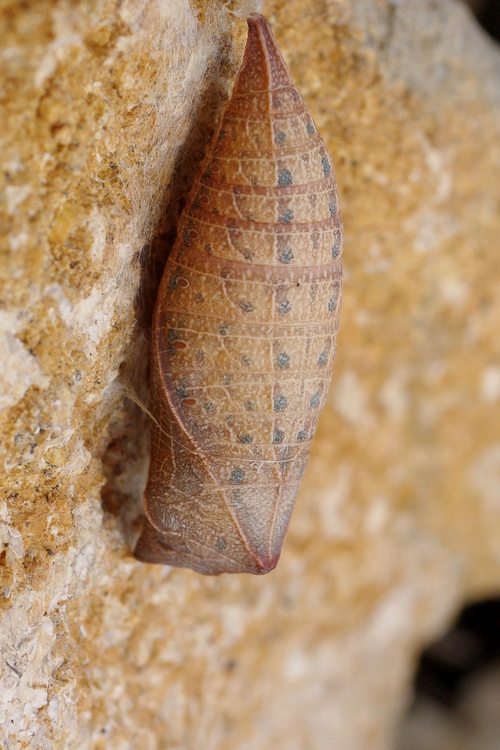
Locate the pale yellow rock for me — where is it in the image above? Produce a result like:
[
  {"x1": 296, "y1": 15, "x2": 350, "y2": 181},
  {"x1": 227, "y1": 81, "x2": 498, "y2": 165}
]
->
[{"x1": 0, "y1": 0, "x2": 499, "y2": 748}]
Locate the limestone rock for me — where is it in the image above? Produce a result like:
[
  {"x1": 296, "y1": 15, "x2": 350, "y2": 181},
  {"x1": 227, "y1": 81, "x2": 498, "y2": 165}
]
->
[{"x1": 1, "y1": 0, "x2": 499, "y2": 748}]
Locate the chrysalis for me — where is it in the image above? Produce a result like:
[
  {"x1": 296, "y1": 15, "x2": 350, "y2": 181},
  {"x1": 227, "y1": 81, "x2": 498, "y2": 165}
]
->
[{"x1": 134, "y1": 14, "x2": 343, "y2": 574}]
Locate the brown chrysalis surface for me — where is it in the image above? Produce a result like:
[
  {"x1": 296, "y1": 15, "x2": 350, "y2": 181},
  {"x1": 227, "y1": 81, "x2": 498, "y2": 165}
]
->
[{"x1": 134, "y1": 14, "x2": 343, "y2": 574}]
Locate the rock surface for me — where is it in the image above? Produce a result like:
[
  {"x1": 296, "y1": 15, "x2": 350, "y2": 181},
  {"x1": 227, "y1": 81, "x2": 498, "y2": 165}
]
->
[
  {"x1": 399, "y1": 663, "x2": 500, "y2": 750},
  {"x1": 1, "y1": 0, "x2": 499, "y2": 747}
]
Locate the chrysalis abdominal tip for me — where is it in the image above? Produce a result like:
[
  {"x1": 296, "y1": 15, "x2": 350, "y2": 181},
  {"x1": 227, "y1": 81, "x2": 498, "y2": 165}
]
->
[{"x1": 134, "y1": 14, "x2": 343, "y2": 575}]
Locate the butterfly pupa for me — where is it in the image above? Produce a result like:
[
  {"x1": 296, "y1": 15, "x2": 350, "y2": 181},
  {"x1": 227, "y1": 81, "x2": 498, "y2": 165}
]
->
[{"x1": 134, "y1": 13, "x2": 343, "y2": 574}]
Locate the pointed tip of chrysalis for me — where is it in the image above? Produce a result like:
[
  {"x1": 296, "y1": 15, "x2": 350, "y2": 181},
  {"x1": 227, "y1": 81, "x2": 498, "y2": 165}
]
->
[
  {"x1": 233, "y1": 13, "x2": 293, "y2": 94},
  {"x1": 246, "y1": 11, "x2": 265, "y2": 23},
  {"x1": 253, "y1": 551, "x2": 280, "y2": 575}
]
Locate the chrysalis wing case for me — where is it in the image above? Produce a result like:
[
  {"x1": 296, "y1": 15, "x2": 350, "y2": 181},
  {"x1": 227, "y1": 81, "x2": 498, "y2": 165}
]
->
[{"x1": 134, "y1": 14, "x2": 343, "y2": 574}]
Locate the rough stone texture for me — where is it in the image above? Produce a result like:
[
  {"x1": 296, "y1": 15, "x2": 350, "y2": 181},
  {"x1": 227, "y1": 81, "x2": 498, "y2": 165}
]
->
[{"x1": 0, "y1": 0, "x2": 499, "y2": 748}]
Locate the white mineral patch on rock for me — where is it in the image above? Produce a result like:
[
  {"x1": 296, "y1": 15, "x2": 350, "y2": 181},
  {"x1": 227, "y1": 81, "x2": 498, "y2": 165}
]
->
[{"x1": 0, "y1": 312, "x2": 49, "y2": 411}]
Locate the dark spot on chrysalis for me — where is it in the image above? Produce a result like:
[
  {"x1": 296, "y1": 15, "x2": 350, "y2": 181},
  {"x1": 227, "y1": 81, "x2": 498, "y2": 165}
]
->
[
  {"x1": 204, "y1": 402, "x2": 216, "y2": 415},
  {"x1": 278, "y1": 299, "x2": 291, "y2": 315},
  {"x1": 278, "y1": 169, "x2": 293, "y2": 187},
  {"x1": 273, "y1": 429, "x2": 285, "y2": 444},
  {"x1": 237, "y1": 434, "x2": 253, "y2": 444},
  {"x1": 321, "y1": 156, "x2": 331, "y2": 176},
  {"x1": 277, "y1": 352, "x2": 290, "y2": 369},
  {"x1": 230, "y1": 468, "x2": 245, "y2": 484},
  {"x1": 275, "y1": 130, "x2": 286, "y2": 145},
  {"x1": 310, "y1": 392, "x2": 321, "y2": 408},
  {"x1": 306, "y1": 121, "x2": 315, "y2": 135},
  {"x1": 318, "y1": 351, "x2": 328, "y2": 366},
  {"x1": 216, "y1": 537, "x2": 227, "y2": 552},
  {"x1": 239, "y1": 301, "x2": 254, "y2": 313},
  {"x1": 332, "y1": 242, "x2": 341, "y2": 258},
  {"x1": 176, "y1": 385, "x2": 188, "y2": 399},
  {"x1": 245, "y1": 400, "x2": 255, "y2": 411},
  {"x1": 278, "y1": 247, "x2": 294, "y2": 264},
  {"x1": 279, "y1": 209, "x2": 294, "y2": 223},
  {"x1": 219, "y1": 324, "x2": 229, "y2": 335},
  {"x1": 329, "y1": 201, "x2": 337, "y2": 218},
  {"x1": 328, "y1": 298, "x2": 337, "y2": 312},
  {"x1": 241, "y1": 355, "x2": 251, "y2": 366},
  {"x1": 297, "y1": 430, "x2": 308, "y2": 442},
  {"x1": 274, "y1": 394, "x2": 287, "y2": 412}
]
